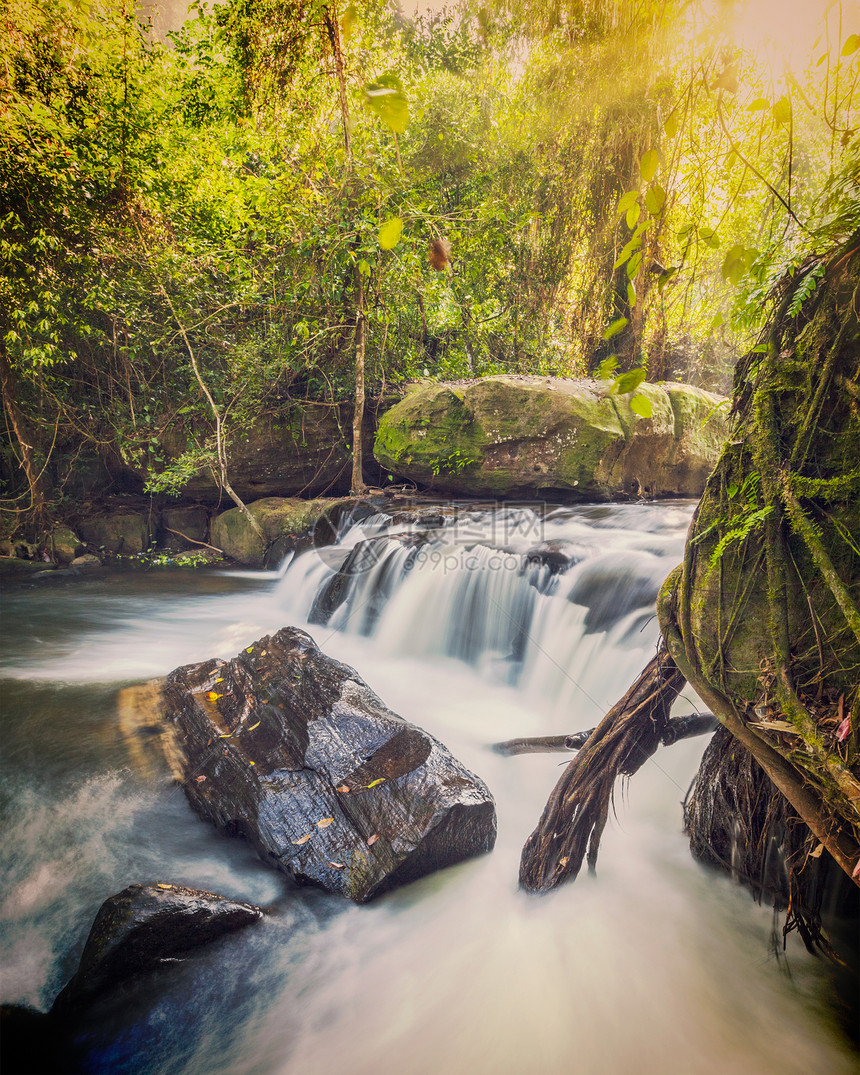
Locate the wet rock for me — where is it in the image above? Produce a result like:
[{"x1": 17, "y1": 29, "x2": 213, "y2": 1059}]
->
[
  {"x1": 162, "y1": 628, "x2": 497, "y2": 902},
  {"x1": 524, "y1": 540, "x2": 578, "y2": 574},
  {"x1": 52, "y1": 883, "x2": 263, "y2": 1012},
  {"x1": 568, "y1": 558, "x2": 660, "y2": 633},
  {"x1": 70, "y1": 553, "x2": 102, "y2": 570}
]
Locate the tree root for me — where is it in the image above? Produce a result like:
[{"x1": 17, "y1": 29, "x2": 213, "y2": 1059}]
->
[{"x1": 519, "y1": 642, "x2": 685, "y2": 892}]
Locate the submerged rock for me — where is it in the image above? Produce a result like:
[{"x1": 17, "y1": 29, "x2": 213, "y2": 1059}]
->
[
  {"x1": 162, "y1": 628, "x2": 497, "y2": 902},
  {"x1": 52, "y1": 883, "x2": 263, "y2": 1012},
  {"x1": 374, "y1": 375, "x2": 727, "y2": 500}
]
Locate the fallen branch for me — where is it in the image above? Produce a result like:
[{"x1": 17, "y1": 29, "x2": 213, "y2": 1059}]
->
[
  {"x1": 494, "y1": 712, "x2": 716, "y2": 756},
  {"x1": 164, "y1": 527, "x2": 224, "y2": 554},
  {"x1": 519, "y1": 642, "x2": 685, "y2": 892}
]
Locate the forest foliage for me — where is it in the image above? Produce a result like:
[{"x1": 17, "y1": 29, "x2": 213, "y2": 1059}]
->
[{"x1": 0, "y1": 0, "x2": 858, "y2": 512}]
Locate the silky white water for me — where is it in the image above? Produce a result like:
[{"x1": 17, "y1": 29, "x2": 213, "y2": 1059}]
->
[{"x1": 0, "y1": 501, "x2": 855, "y2": 1074}]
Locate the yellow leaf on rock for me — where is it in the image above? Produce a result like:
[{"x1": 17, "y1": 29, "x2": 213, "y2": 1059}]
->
[
  {"x1": 157, "y1": 883, "x2": 173, "y2": 889},
  {"x1": 215, "y1": 677, "x2": 224, "y2": 683},
  {"x1": 317, "y1": 818, "x2": 334, "y2": 828},
  {"x1": 365, "y1": 778, "x2": 386, "y2": 788},
  {"x1": 207, "y1": 691, "x2": 223, "y2": 701},
  {"x1": 248, "y1": 721, "x2": 261, "y2": 731},
  {"x1": 292, "y1": 833, "x2": 312, "y2": 845}
]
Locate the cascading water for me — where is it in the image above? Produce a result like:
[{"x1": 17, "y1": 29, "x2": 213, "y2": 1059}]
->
[{"x1": 0, "y1": 500, "x2": 855, "y2": 1074}]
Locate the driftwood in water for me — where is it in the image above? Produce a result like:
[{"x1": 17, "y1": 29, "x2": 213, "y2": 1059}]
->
[
  {"x1": 519, "y1": 643, "x2": 685, "y2": 892},
  {"x1": 494, "y1": 712, "x2": 715, "y2": 756}
]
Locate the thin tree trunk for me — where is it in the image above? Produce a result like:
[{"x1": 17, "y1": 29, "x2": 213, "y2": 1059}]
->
[
  {"x1": 351, "y1": 271, "x2": 368, "y2": 494},
  {"x1": 0, "y1": 343, "x2": 47, "y2": 519},
  {"x1": 325, "y1": 1, "x2": 367, "y2": 494}
]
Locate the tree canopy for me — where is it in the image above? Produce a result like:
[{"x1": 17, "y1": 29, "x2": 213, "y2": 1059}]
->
[{"x1": 1, "y1": 0, "x2": 857, "y2": 513}]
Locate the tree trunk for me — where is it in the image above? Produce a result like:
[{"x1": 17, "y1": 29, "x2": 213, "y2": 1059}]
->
[
  {"x1": 351, "y1": 271, "x2": 368, "y2": 494},
  {"x1": 325, "y1": 1, "x2": 367, "y2": 494}
]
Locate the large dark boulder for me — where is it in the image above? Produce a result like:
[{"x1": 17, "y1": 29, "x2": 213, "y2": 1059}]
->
[
  {"x1": 52, "y1": 883, "x2": 263, "y2": 1012},
  {"x1": 162, "y1": 628, "x2": 497, "y2": 902}
]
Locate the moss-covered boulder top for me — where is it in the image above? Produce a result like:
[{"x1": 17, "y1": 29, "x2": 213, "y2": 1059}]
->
[{"x1": 374, "y1": 376, "x2": 727, "y2": 500}]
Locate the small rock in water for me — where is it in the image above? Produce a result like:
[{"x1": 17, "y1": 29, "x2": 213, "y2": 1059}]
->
[
  {"x1": 52, "y1": 883, "x2": 263, "y2": 1012},
  {"x1": 162, "y1": 627, "x2": 497, "y2": 902}
]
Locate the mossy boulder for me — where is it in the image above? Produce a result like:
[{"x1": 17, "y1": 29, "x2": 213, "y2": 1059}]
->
[
  {"x1": 374, "y1": 376, "x2": 727, "y2": 500},
  {"x1": 211, "y1": 497, "x2": 338, "y2": 568},
  {"x1": 78, "y1": 511, "x2": 153, "y2": 555},
  {"x1": 48, "y1": 525, "x2": 83, "y2": 564}
]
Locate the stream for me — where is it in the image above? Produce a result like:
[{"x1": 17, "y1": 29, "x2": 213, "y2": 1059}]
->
[{"x1": 0, "y1": 500, "x2": 856, "y2": 1074}]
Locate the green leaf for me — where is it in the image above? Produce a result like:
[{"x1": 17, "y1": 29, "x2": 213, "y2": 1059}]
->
[
  {"x1": 772, "y1": 96, "x2": 792, "y2": 124},
  {"x1": 612, "y1": 235, "x2": 642, "y2": 270},
  {"x1": 615, "y1": 368, "x2": 646, "y2": 394},
  {"x1": 596, "y1": 356, "x2": 619, "y2": 380},
  {"x1": 625, "y1": 202, "x2": 641, "y2": 228},
  {"x1": 639, "y1": 149, "x2": 658, "y2": 182},
  {"x1": 841, "y1": 33, "x2": 860, "y2": 56},
  {"x1": 342, "y1": 3, "x2": 358, "y2": 41},
  {"x1": 616, "y1": 190, "x2": 638, "y2": 216},
  {"x1": 629, "y1": 393, "x2": 652, "y2": 418},
  {"x1": 645, "y1": 184, "x2": 666, "y2": 216},
  {"x1": 363, "y1": 77, "x2": 409, "y2": 134},
  {"x1": 710, "y1": 312, "x2": 725, "y2": 332},
  {"x1": 725, "y1": 148, "x2": 738, "y2": 171},
  {"x1": 747, "y1": 97, "x2": 769, "y2": 111},
  {"x1": 663, "y1": 113, "x2": 679, "y2": 140},
  {"x1": 358, "y1": 258, "x2": 371, "y2": 277},
  {"x1": 602, "y1": 316, "x2": 629, "y2": 341},
  {"x1": 626, "y1": 280, "x2": 636, "y2": 307},
  {"x1": 378, "y1": 216, "x2": 403, "y2": 250},
  {"x1": 699, "y1": 227, "x2": 720, "y2": 249},
  {"x1": 626, "y1": 251, "x2": 643, "y2": 279}
]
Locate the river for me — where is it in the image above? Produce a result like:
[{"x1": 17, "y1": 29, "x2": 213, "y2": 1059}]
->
[{"x1": 0, "y1": 500, "x2": 855, "y2": 1073}]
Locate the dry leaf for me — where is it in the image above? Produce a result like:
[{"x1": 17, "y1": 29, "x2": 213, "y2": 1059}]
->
[
  {"x1": 292, "y1": 833, "x2": 312, "y2": 845},
  {"x1": 336, "y1": 784, "x2": 350, "y2": 793},
  {"x1": 317, "y1": 818, "x2": 334, "y2": 828},
  {"x1": 810, "y1": 843, "x2": 825, "y2": 859},
  {"x1": 559, "y1": 856, "x2": 569, "y2": 868},
  {"x1": 328, "y1": 861, "x2": 345, "y2": 870},
  {"x1": 836, "y1": 716, "x2": 851, "y2": 741},
  {"x1": 196, "y1": 775, "x2": 206, "y2": 783},
  {"x1": 853, "y1": 859, "x2": 860, "y2": 878},
  {"x1": 750, "y1": 720, "x2": 797, "y2": 734},
  {"x1": 367, "y1": 834, "x2": 379, "y2": 846},
  {"x1": 261, "y1": 651, "x2": 268, "y2": 656},
  {"x1": 364, "y1": 778, "x2": 386, "y2": 788},
  {"x1": 156, "y1": 883, "x2": 173, "y2": 890}
]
